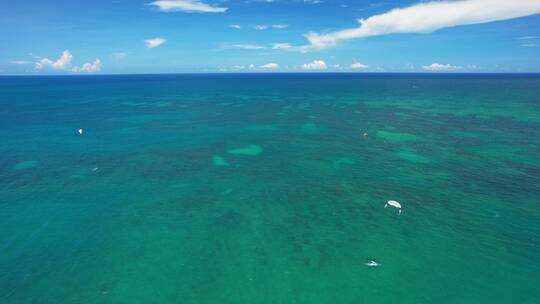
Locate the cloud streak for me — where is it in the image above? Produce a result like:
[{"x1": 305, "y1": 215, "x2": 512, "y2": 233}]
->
[
  {"x1": 349, "y1": 62, "x2": 368, "y2": 69},
  {"x1": 145, "y1": 37, "x2": 167, "y2": 48},
  {"x1": 149, "y1": 0, "x2": 227, "y2": 13},
  {"x1": 518, "y1": 35, "x2": 539, "y2": 47},
  {"x1": 229, "y1": 44, "x2": 267, "y2": 49},
  {"x1": 260, "y1": 63, "x2": 279, "y2": 69},
  {"x1": 252, "y1": 24, "x2": 289, "y2": 30},
  {"x1": 253, "y1": 25, "x2": 270, "y2": 30},
  {"x1": 272, "y1": 43, "x2": 292, "y2": 49},
  {"x1": 9, "y1": 60, "x2": 31, "y2": 65},
  {"x1": 304, "y1": 0, "x2": 540, "y2": 49},
  {"x1": 423, "y1": 63, "x2": 460, "y2": 71}
]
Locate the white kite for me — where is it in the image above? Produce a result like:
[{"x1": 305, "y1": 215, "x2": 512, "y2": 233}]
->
[
  {"x1": 385, "y1": 200, "x2": 402, "y2": 214},
  {"x1": 78, "y1": 128, "x2": 83, "y2": 135},
  {"x1": 365, "y1": 259, "x2": 380, "y2": 267}
]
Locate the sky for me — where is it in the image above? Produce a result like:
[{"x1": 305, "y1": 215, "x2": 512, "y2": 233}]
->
[{"x1": 1, "y1": 0, "x2": 540, "y2": 74}]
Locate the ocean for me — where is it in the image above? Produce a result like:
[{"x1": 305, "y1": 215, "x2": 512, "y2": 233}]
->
[{"x1": 1, "y1": 73, "x2": 539, "y2": 303}]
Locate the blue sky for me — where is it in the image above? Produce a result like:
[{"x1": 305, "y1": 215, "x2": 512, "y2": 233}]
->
[{"x1": 1, "y1": 0, "x2": 540, "y2": 74}]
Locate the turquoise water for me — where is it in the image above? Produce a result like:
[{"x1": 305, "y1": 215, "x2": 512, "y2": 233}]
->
[{"x1": 1, "y1": 74, "x2": 539, "y2": 303}]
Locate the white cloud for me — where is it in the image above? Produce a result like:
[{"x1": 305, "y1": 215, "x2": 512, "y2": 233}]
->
[
  {"x1": 145, "y1": 37, "x2": 167, "y2": 48},
  {"x1": 520, "y1": 43, "x2": 538, "y2": 47},
  {"x1": 230, "y1": 44, "x2": 266, "y2": 49},
  {"x1": 301, "y1": 59, "x2": 327, "y2": 70},
  {"x1": 72, "y1": 59, "x2": 102, "y2": 73},
  {"x1": 231, "y1": 65, "x2": 246, "y2": 70},
  {"x1": 304, "y1": 0, "x2": 540, "y2": 49},
  {"x1": 260, "y1": 63, "x2": 279, "y2": 69},
  {"x1": 9, "y1": 60, "x2": 31, "y2": 65},
  {"x1": 243, "y1": 24, "x2": 289, "y2": 30},
  {"x1": 254, "y1": 25, "x2": 269, "y2": 30},
  {"x1": 33, "y1": 50, "x2": 102, "y2": 73},
  {"x1": 422, "y1": 63, "x2": 460, "y2": 71},
  {"x1": 35, "y1": 50, "x2": 73, "y2": 70},
  {"x1": 272, "y1": 43, "x2": 292, "y2": 49},
  {"x1": 349, "y1": 62, "x2": 368, "y2": 69},
  {"x1": 149, "y1": 0, "x2": 227, "y2": 13},
  {"x1": 237, "y1": 24, "x2": 291, "y2": 30}
]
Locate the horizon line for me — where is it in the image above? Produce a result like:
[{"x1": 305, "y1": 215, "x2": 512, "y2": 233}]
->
[{"x1": 2, "y1": 71, "x2": 540, "y2": 77}]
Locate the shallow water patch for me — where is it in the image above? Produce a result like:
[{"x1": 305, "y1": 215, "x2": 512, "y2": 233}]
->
[
  {"x1": 397, "y1": 150, "x2": 432, "y2": 164},
  {"x1": 14, "y1": 160, "x2": 38, "y2": 170},
  {"x1": 212, "y1": 155, "x2": 230, "y2": 166},
  {"x1": 301, "y1": 123, "x2": 319, "y2": 135},
  {"x1": 221, "y1": 189, "x2": 233, "y2": 196},
  {"x1": 227, "y1": 144, "x2": 263, "y2": 156}
]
